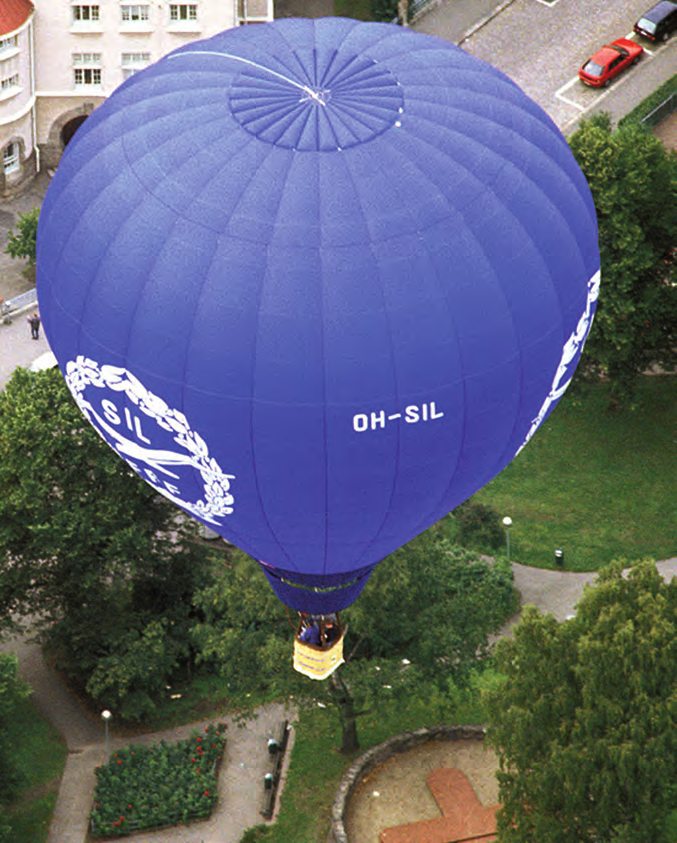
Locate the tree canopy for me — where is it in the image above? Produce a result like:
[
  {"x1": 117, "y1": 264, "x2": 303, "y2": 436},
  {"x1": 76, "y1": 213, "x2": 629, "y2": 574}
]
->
[
  {"x1": 193, "y1": 533, "x2": 515, "y2": 752},
  {"x1": 569, "y1": 115, "x2": 677, "y2": 407},
  {"x1": 486, "y1": 560, "x2": 677, "y2": 843},
  {"x1": 0, "y1": 654, "x2": 29, "y2": 807},
  {"x1": 0, "y1": 367, "x2": 214, "y2": 719},
  {"x1": 5, "y1": 207, "x2": 39, "y2": 265}
]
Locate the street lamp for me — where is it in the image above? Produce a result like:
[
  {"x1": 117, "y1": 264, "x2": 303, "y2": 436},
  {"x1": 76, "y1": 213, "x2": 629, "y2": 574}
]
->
[
  {"x1": 502, "y1": 516, "x2": 513, "y2": 561},
  {"x1": 101, "y1": 710, "x2": 112, "y2": 765}
]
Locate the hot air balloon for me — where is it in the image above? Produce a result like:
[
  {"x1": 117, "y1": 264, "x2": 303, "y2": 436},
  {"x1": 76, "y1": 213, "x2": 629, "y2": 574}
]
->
[{"x1": 36, "y1": 18, "x2": 600, "y2": 680}]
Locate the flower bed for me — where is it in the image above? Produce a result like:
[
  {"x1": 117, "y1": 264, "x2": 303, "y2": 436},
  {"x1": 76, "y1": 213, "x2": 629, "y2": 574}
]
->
[{"x1": 90, "y1": 722, "x2": 227, "y2": 838}]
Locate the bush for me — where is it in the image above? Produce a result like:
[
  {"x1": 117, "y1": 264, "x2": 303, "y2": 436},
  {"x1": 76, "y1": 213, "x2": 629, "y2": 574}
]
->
[
  {"x1": 370, "y1": 0, "x2": 398, "y2": 22},
  {"x1": 90, "y1": 723, "x2": 227, "y2": 838},
  {"x1": 240, "y1": 825, "x2": 270, "y2": 843},
  {"x1": 618, "y1": 74, "x2": 677, "y2": 128},
  {"x1": 0, "y1": 655, "x2": 30, "y2": 804},
  {"x1": 5, "y1": 208, "x2": 39, "y2": 265},
  {"x1": 453, "y1": 499, "x2": 504, "y2": 552}
]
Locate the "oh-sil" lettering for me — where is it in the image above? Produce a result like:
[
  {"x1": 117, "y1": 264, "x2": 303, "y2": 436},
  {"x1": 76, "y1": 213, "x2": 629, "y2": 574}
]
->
[{"x1": 353, "y1": 402, "x2": 444, "y2": 432}]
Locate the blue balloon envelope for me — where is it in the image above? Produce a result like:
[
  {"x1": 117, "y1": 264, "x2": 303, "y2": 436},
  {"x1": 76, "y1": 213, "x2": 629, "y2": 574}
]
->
[{"x1": 36, "y1": 18, "x2": 600, "y2": 613}]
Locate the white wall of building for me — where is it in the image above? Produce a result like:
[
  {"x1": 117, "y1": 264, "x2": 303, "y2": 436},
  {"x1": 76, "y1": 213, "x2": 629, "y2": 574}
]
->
[
  {"x1": 0, "y1": 12, "x2": 37, "y2": 192},
  {"x1": 0, "y1": 0, "x2": 274, "y2": 194}
]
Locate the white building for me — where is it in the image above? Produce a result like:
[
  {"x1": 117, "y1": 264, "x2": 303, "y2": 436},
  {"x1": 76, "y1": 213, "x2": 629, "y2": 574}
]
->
[{"x1": 0, "y1": 0, "x2": 273, "y2": 195}]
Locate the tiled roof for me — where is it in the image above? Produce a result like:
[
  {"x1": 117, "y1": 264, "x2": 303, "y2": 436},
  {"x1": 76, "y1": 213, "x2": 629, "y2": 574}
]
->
[{"x1": 0, "y1": 0, "x2": 34, "y2": 37}]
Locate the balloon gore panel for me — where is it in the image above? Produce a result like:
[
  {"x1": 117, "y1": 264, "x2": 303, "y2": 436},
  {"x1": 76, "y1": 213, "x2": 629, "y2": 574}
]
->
[{"x1": 36, "y1": 18, "x2": 600, "y2": 613}]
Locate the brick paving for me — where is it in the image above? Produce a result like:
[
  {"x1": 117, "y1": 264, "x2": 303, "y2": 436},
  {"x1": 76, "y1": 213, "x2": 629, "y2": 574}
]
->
[{"x1": 379, "y1": 769, "x2": 498, "y2": 843}]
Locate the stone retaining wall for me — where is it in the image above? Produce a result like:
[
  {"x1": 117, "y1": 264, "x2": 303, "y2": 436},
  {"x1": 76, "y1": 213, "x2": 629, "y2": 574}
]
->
[{"x1": 327, "y1": 724, "x2": 488, "y2": 843}]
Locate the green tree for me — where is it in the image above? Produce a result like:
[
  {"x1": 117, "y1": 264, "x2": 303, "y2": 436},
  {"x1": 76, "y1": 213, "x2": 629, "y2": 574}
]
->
[
  {"x1": 5, "y1": 207, "x2": 39, "y2": 265},
  {"x1": 0, "y1": 367, "x2": 213, "y2": 718},
  {"x1": 569, "y1": 115, "x2": 677, "y2": 408},
  {"x1": 450, "y1": 498, "x2": 504, "y2": 553},
  {"x1": 370, "y1": 0, "x2": 398, "y2": 23},
  {"x1": 192, "y1": 534, "x2": 515, "y2": 752},
  {"x1": 486, "y1": 560, "x2": 677, "y2": 843},
  {"x1": 0, "y1": 655, "x2": 30, "y2": 804}
]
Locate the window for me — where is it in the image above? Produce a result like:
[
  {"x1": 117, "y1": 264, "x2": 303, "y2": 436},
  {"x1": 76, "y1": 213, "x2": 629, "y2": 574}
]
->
[
  {"x1": 73, "y1": 52, "x2": 102, "y2": 66},
  {"x1": 0, "y1": 36, "x2": 18, "y2": 54},
  {"x1": 121, "y1": 5, "x2": 150, "y2": 21},
  {"x1": 3, "y1": 142, "x2": 19, "y2": 174},
  {"x1": 169, "y1": 4, "x2": 197, "y2": 20},
  {"x1": 73, "y1": 53, "x2": 102, "y2": 86},
  {"x1": 72, "y1": 5, "x2": 100, "y2": 21},
  {"x1": 0, "y1": 56, "x2": 19, "y2": 94},
  {"x1": 74, "y1": 68, "x2": 101, "y2": 85},
  {"x1": 1, "y1": 73, "x2": 18, "y2": 90},
  {"x1": 121, "y1": 51, "x2": 151, "y2": 79}
]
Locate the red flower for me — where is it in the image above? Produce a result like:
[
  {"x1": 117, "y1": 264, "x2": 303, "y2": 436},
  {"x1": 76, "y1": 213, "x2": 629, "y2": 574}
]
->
[
  {"x1": 191, "y1": 757, "x2": 196, "y2": 762},
  {"x1": 128, "y1": 804, "x2": 132, "y2": 809},
  {"x1": 204, "y1": 790, "x2": 210, "y2": 796},
  {"x1": 205, "y1": 727, "x2": 209, "y2": 732},
  {"x1": 117, "y1": 759, "x2": 123, "y2": 764},
  {"x1": 120, "y1": 816, "x2": 125, "y2": 822},
  {"x1": 197, "y1": 768, "x2": 201, "y2": 773},
  {"x1": 196, "y1": 737, "x2": 201, "y2": 742}
]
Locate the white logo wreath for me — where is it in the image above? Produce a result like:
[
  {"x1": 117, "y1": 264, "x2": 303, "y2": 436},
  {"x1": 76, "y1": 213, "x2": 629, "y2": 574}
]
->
[{"x1": 65, "y1": 355, "x2": 234, "y2": 524}]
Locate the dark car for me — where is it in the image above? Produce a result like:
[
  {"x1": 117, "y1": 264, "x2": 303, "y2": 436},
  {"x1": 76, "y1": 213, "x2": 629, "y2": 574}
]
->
[{"x1": 634, "y1": 0, "x2": 677, "y2": 40}]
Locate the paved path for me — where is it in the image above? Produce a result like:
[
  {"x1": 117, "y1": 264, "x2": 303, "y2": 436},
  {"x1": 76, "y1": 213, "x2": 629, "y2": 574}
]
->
[{"x1": 510, "y1": 557, "x2": 677, "y2": 623}]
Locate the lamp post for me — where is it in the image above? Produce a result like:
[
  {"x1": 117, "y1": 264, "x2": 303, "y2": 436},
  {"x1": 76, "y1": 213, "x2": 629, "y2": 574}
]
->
[
  {"x1": 101, "y1": 710, "x2": 112, "y2": 765},
  {"x1": 502, "y1": 516, "x2": 513, "y2": 561}
]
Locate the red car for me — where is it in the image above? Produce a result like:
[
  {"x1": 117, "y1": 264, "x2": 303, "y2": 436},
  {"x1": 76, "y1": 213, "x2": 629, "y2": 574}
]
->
[{"x1": 578, "y1": 38, "x2": 643, "y2": 87}]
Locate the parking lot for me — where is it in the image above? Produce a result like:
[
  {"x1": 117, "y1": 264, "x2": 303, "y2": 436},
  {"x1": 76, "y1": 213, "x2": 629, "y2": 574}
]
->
[{"x1": 447, "y1": 0, "x2": 676, "y2": 131}]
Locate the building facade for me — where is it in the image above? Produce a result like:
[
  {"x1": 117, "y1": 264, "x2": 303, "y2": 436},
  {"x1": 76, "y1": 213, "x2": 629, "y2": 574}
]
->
[{"x1": 0, "y1": 0, "x2": 273, "y2": 195}]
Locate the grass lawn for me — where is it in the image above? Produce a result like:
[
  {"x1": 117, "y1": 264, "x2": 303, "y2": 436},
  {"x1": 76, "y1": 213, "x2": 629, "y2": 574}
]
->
[
  {"x1": 471, "y1": 376, "x2": 677, "y2": 572},
  {"x1": 333, "y1": 0, "x2": 372, "y2": 19},
  {"x1": 5, "y1": 698, "x2": 67, "y2": 843}
]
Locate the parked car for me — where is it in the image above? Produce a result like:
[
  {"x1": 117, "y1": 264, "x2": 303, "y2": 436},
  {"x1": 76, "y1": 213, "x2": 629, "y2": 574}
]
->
[
  {"x1": 634, "y1": 0, "x2": 677, "y2": 41},
  {"x1": 578, "y1": 38, "x2": 643, "y2": 87}
]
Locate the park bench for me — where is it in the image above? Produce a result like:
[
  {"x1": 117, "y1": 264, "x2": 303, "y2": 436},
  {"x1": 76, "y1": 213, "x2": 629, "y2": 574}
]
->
[
  {"x1": 260, "y1": 719, "x2": 290, "y2": 820},
  {"x1": 1, "y1": 288, "x2": 37, "y2": 324}
]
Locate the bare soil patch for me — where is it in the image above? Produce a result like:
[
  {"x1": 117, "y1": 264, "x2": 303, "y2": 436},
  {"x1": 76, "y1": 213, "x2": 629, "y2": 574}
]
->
[{"x1": 344, "y1": 738, "x2": 499, "y2": 843}]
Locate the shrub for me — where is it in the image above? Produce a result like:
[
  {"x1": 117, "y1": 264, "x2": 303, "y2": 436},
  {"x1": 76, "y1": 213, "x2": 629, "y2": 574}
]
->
[
  {"x1": 90, "y1": 722, "x2": 227, "y2": 838},
  {"x1": 453, "y1": 499, "x2": 504, "y2": 552},
  {"x1": 370, "y1": 0, "x2": 398, "y2": 22}
]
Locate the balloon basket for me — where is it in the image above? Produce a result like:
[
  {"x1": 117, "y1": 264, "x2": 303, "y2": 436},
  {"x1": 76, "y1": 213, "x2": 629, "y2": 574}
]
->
[{"x1": 293, "y1": 628, "x2": 346, "y2": 680}]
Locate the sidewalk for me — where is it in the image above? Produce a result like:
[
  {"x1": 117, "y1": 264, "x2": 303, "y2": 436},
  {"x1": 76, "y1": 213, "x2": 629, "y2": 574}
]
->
[
  {"x1": 0, "y1": 170, "x2": 50, "y2": 386},
  {"x1": 510, "y1": 557, "x2": 677, "y2": 624}
]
